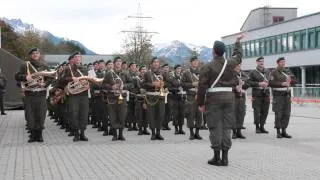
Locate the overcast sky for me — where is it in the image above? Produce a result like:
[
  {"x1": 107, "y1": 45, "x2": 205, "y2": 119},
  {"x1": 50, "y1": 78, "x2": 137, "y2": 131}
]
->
[{"x1": 0, "y1": 0, "x2": 318, "y2": 54}]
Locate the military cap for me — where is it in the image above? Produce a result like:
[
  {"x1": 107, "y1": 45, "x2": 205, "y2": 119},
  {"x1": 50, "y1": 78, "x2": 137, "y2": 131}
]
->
[
  {"x1": 113, "y1": 56, "x2": 122, "y2": 63},
  {"x1": 68, "y1": 51, "x2": 81, "y2": 60},
  {"x1": 98, "y1": 59, "x2": 105, "y2": 63},
  {"x1": 28, "y1": 47, "x2": 39, "y2": 55},
  {"x1": 151, "y1": 56, "x2": 159, "y2": 63},
  {"x1": 106, "y1": 60, "x2": 112, "y2": 65},
  {"x1": 256, "y1": 56, "x2": 264, "y2": 61},
  {"x1": 277, "y1": 57, "x2": 285, "y2": 63},
  {"x1": 93, "y1": 61, "x2": 99, "y2": 65},
  {"x1": 61, "y1": 61, "x2": 67, "y2": 66},
  {"x1": 190, "y1": 56, "x2": 198, "y2": 62},
  {"x1": 88, "y1": 63, "x2": 92, "y2": 66},
  {"x1": 213, "y1": 41, "x2": 226, "y2": 56},
  {"x1": 129, "y1": 62, "x2": 136, "y2": 67},
  {"x1": 139, "y1": 65, "x2": 146, "y2": 71},
  {"x1": 174, "y1": 64, "x2": 181, "y2": 69},
  {"x1": 162, "y1": 63, "x2": 169, "y2": 68}
]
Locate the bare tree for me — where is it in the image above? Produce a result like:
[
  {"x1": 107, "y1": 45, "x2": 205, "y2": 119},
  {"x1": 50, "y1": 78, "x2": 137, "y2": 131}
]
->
[{"x1": 121, "y1": 31, "x2": 154, "y2": 65}]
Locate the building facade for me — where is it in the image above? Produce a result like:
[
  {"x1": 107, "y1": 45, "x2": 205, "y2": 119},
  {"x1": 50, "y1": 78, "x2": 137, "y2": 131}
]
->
[{"x1": 222, "y1": 7, "x2": 320, "y2": 97}]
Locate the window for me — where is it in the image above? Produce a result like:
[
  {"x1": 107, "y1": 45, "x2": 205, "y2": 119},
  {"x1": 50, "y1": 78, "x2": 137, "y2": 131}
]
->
[
  {"x1": 276, "y1": 35, "x2": 282, "y2": 53},
  {"x1": 259, "y1": 39, "x2": 265, "y2": 55},
  {"x1": 255, "y1": 40, "x2": 260, "y2": 56},
  {"x1": 293, "y1": 31, "x2": 301, "y2": 50},
  {"x1": 308, "y1": 28, "x2": 316, "y2": 49},
  {"x1": 241, "y1": 43, "x2": 246, "y2": 58},
  {"x1": 316, "y1": 27, "x2": 320, "y2": 48},
  {"x1": 273, "y1": 16, "x2": 284, "y2": 24},
  {"x1": 246, "y1": 42, "x2": 250, "y2": 57},
  {"x1": 282, "y1": 34, "x2": 288, "y2": 52},
  {"x1": 301, "y1": 30, "x2": 307, "y2": 50},
  {"x1": 271, "y1": 37, "x2": 276, "y2": 54},
  {"x1": 265, "y1": 38, "x2": 270, "y2": 55},
  {"x1": 288, "y1": 33, "x2": 294, "y2": 51},
  {"x1": 250, "y1": 41, "x2": 255, "y2": 57}
]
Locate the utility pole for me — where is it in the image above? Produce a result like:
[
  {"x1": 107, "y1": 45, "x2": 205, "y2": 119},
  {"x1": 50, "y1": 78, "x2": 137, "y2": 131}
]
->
[{"x1": 121, "y1": 3, "x2": 158, "y2": 64}]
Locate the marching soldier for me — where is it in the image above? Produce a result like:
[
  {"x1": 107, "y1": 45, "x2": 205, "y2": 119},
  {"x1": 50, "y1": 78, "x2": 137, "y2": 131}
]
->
[
  {"x1": 181, "y1": 56, "x2": 202, "y2": 140},
  {"x1": 198, "y1": 34, "x2": 244, "y2": 166},
  {"x1": 91, "y1": 61, "x2": 100, "y2": 128},
  {"x1": 168, "y1": 65, "x2": 186, "y2": 135},
  {"x1": 127, "y1": 62, "x2": 139, "y2": 131},
  {"x1": 0, "y1": 68, "x2": 7, "y2": 115},
  {"x1": 143, "y1": 57, "x2": 167, "y2": 140},
  {"x1": 269, "y1": 57, "x2": 296, "y2": 138},
  {"x1": 232, "y1": 64, "x2": 250, "y2": 139},
  {"x1": 161, "y1": 64, "x2": 172, "y2": 130},
  {"x1": 134, "y1": 65, "x2": 150, "y2": 135},
  {"x1": 101, "y1": 57, "x2": 133, "y2": 141},
  {"x1": 59, "y1": 52, "x2": 90, "y2": 142},
  {"x1": 248, "y1": 57, "x2": 270, "y2": 134},
  {"x1": 15, "y1": 48, "x2": 54, "y2": 143}
]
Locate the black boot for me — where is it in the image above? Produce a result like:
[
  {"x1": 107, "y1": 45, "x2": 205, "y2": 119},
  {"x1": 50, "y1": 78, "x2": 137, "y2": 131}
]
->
[
  {"x1": 79, "y1": 130, "x2": 88, "y2": 141},
  {"x1": 143, "y1": 127, "x2": 150, "y2": 135},
  {"x1": 68, "y1": 129, "x2": 75, "y2": 136},
  {"x1": 127, "y1": 123, "x2": 133, "y2": 131},
  {"x1": 208, "y1": 150, "x2": 221, "y2": 166},
  {"x1": 112, "y1": 129, "x2": 118, "y2": 141},
  {"x1": 109, "y1": 128, "x2": 114, "y2": 136},
  {"x1": 277, "y1": 128, "x2": 282, "y2": 138},
  {"x1": 178, "y1": 125, "x2": 185, "y2": 135},
  {"x1": 194, "y1": 128, "x2": 203, "y2": 140},
  {"x1": 260, "y1": 124, "x2": 269, "y2": 133},
  {"x1": 28, "y1": 130, "x2": 37, "y2": 143},
  {"x1": 156, "y1": 129, "x2": 164, "y2": 140},
  {"x1": 73, "y1": 130, "x2": 80, "y2": 142},
  {"x1": 282, "y1": 128, "x2": 292, "y2": 138},
  {"x1": 37, "y1": 130, "x2": 44, "y2": 142},
  {"x1": 138, "y1": 128, "x2": 143, "y2": 135},
  {"x1": 236, "y1": 128, "x2": 246, "y2": 139},
  {"x1": 256, "y1": 124, "x2": 262, "y2": 134},
  {"x1": 162, "y1": 125, "x2": 171, "y2": 130},
  {"x1": 174, "y1": 126, "x2": 179, "y2": 135},
  {"x1": 221, "y1": 149, "x2": 229, "y2": 166},
  {"x1": 103, "y1": 127, "x2": 109, "y2": 136},
  {"x1": 132, "y1": 123, "x2": 139, "y2": 131},
  {"x1": 151, "y1": 129, "x2": 156, "y2": 140},
  {"x1": 118, "y1": 128, "x2": 126, "y2": 141},
  {"x1": 189, "y1": 128, "x2": 195, "y2": 140},
  {"x1": 232, "y1": 129, "x2": 237, "y2": 139}
]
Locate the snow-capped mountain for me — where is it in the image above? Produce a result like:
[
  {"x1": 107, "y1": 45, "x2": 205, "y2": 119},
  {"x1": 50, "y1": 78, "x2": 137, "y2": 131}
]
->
[
  {"x1": 153, "y1": 41, "x2": 212, "y2": 65},
  {"x1": 1, "y1": 17, "x2": 95, "y2": 54}
]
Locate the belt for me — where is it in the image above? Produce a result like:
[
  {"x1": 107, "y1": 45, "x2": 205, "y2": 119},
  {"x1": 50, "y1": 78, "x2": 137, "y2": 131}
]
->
[
  {"x1": 108, "y1": 90, "x2": 128, "y2": 93},
  {"x1": 177, "y1": 91, "x2": 187, "y2": 95},
  {"x1": 207, "y1": 87, "x2": 232, "y2": 93},
  {"x1": 146, "y1": 92, "x2": 161, "y2": 96},
  {"x1": 188, "y1": 88, "x2": 197, "y2": 92},
  {"x1": 135, "y1": 94, "x2": 145, "y2": 98},
  {"x1": 272, "y1": 87, "x2": 291, "y2": 91},
  {"x1": 254, "y1": 87, "x2": 270, "y2": 90},
  {"x1": 25, "y1": 88, "x2": 47, "y2": 92},
  {"x1": 93, "y1": 90, "x2": 101, "y2": 94}
]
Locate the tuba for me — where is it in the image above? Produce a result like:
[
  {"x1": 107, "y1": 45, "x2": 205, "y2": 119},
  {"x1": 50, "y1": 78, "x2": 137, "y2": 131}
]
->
[
  {"x1": 66, "y1": 65, "x2": 90, "y2": 95},
  {"x1": 22, "y1": 61, "x2": 44, "y2": 89}
]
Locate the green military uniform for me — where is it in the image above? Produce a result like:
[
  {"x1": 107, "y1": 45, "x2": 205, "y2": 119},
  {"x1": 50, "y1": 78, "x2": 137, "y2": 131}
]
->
[
  {"x1": 15, "y1": 48, "x2": 52, "y2": 143},
  {"x1": 167, "y1": 65, "x2": 186, "y2": 135},
  {"x1": 232, "y1": 71, "x2": 250, "y2": 139},
  {"x1": 162, "y1": 69, "x2": 172, "y2": 130},
  {"x1": 93, "y1": 68, "x2": 107, "y2": 134},
  {"x1": 127, "y1": 70, "x2": 139, "y2": 131},
  {"x1": 248, "y1": 64, "x2": 270, "y2": 133},
  {"x1": 59, "y1": 53, "x2": 90, "y2": 142},
  {"x1": 143, "y1": 67, "x2": 166, "y2": 140},
  {"x1": 133, "y1": 71, "x2": 150, "y2": 135},
  {"x1": 269, "y1": 58, "x2": 296, "y2": 138},
  {"x1": 101, "y1": 68, "x2": 133, "y2": 141},
  {"x1": 197, "y1": 40, "x2": 242, "y2": 166},
  {"x1": 181, "y1": 64, "x2": 202, "y2": 140}
]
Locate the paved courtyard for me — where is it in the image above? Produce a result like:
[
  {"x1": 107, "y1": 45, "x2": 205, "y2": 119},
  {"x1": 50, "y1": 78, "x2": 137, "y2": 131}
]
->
[{"x1": 0, "y1": 104, "x2": 320, "y2": 180}]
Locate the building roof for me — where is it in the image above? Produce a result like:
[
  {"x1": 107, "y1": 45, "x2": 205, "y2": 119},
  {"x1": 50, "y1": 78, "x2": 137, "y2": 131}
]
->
[
  {"x1": 222, "y1": 10, "x2": 320, "y2": 39},
  {"x1": 240, "y1": 7, "x2": 297, "y2": 31}
]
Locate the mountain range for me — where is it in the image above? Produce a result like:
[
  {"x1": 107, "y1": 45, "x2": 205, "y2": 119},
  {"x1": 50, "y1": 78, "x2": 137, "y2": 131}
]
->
[{"x1": 2, "y1": 17, "x2": 213, "y2": 64}]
